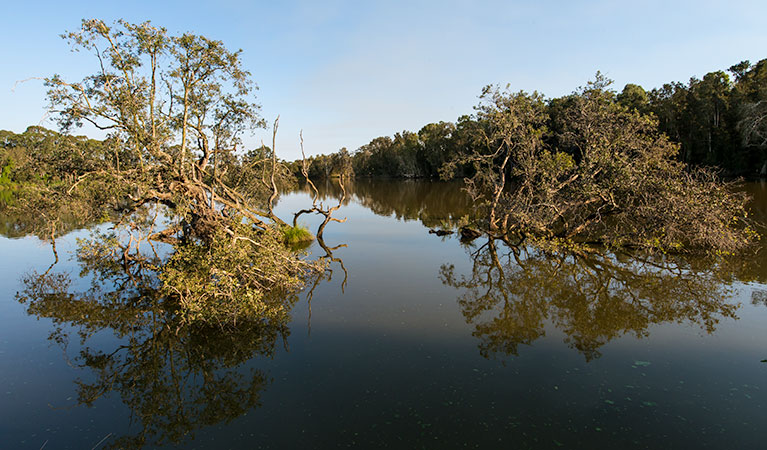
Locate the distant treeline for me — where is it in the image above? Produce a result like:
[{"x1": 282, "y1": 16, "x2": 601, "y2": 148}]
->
[
  {"x1": 3, "y1": 58, "x2": 766, "y2": 189},
  {"x1": 0, "y1": 126, "x2": 293, "y2": 194},
  {"x1": 0, "y1": 126, "x2": 294, "y2": 237},
  {"x1": 297, "y1": 59, "x2": 767, "y2": 179},
  {"x1": 0, "y1": 126, "x2": 116, "y2": 185}
]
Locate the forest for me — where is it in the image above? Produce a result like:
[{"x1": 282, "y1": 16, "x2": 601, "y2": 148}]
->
[{"x1": 300, "y1": 60, "x2": 767, "y2": 179}]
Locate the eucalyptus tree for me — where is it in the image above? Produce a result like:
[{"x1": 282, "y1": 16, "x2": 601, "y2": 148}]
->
[
  {"x1": 41, "y1": 19, "x2": 320, "y2": 327},
  {"x1": 731, "y1": 60, "x2": 767, "y2": 174},
  {"x1": 738, "y1": 101, "x2": 767, "y2": 174},
  {"x1": 616, "y1": 83, "x2": 649, "y2": 113},
  {"x1": 46, "y1": 19, "x2": 278, "y2": 232}
]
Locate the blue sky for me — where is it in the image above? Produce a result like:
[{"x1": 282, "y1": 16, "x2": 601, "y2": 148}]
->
[{"x1": 2, "y1": 0, "x2": 766, "y2": 159}]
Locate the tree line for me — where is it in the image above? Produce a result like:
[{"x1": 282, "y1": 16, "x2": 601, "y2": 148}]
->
[
  {"x1": 3, "y1": 69, "x2": 757, "y2": 255},
  {"x1": 302, "y1": 73, "x2": 758, "y2": 254},
  {"x1": 303, "y1": 59, "x2": 767, "y2": 179}
]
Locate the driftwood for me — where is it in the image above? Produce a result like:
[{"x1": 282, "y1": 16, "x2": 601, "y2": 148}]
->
[
  {"x1": 459, "y1": 226, "x2": 483, "y2": 241},
  {"x1": 428, "y1": 229, "x2": 454, "y2": 237}
]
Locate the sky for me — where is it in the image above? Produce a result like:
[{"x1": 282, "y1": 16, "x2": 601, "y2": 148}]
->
[{"x1": 1, "y1": 0, "x2": 767, "y2": 160}]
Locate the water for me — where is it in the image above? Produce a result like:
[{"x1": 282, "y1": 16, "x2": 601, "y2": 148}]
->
[{"x1": 1, "y1": 179, "x2": 767, "y2": 449}]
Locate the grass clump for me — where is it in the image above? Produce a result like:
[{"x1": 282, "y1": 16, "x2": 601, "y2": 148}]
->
[{"x1": 281, "y1": 225, "x2": 314, "y2": 247}]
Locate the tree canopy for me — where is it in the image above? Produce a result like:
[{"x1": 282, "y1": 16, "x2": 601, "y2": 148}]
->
[
  {"x1": 450, "y1": 76, "x2": 755, "y2": 253},
  {"x1": 2, "y1": 19, "x2": 342, "y2": 327},
  {"x1": 307, "y1": 58, "x2": 767, "y2": 179}
]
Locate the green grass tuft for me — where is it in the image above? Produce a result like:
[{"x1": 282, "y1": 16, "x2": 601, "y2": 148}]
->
[{"x1": 281, "y1": 225, "x2": 314, "y2": 246}]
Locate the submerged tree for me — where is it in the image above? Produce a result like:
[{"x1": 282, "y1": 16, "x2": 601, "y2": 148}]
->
[
  {"x1": 32, "y1": 19, "x2": 331, "y2": 326},
  {"x1": 444, "y1": 75, "x2": 756, "y2": 254}
]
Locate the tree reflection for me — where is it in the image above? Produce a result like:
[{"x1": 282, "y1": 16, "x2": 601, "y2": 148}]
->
[
  {"x1": 304, "y1": 178, "x2": 473, "y2": 230},
  {"x1": 302, "y1": 234, "x2": 348, "y2": 336},
  {"x1": 441, "y1": 239, "x2": 740, "y2": 361},
  {"x1": 16, "y1": 245, "x2": 299, "y2": 449}
]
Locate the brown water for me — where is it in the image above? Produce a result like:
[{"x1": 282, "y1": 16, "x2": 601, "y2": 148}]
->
[{"x1": 1, "y1": 179, "x2": 766, "y2": 449}]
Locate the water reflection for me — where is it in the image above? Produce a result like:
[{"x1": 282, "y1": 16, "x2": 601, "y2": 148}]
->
[
  {"x1": 15, "y1": 247, "x2": 296, "y2": 449},
  {"x1": 7, "y1": 179, "x2": 767, "y2": 448},
  {"x1": 303, "y1": 235, "x2": 348, "y2": 335},
  {"x1": 306, "y1": 178, "x2": 473, "y2": 229},
  {"x1": 441, "y1": 239, "x2": 741, "y2": 361},
  {"x1": 300, "y1": 179, "x2": 767, "y2": 361}
]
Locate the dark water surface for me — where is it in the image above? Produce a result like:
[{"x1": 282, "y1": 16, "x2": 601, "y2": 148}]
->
[{"x1": 2, "y1": 180, "x2": 767, "y2": 449}]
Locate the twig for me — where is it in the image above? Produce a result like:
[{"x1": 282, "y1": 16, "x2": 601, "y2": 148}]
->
[
  {"x1": 12, "y1": 77, "x2": 45, "y2": 92},
  {"x1": 90, "y1": 433, "x2": 112, "y2": 450}
]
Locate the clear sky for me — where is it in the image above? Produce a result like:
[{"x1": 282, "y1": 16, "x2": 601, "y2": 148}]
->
[{"x1": 2, "y1": 0, "x2": 766, "y2": 160}]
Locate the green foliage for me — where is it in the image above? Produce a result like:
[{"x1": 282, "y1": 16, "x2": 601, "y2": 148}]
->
[
  {"x1": 617, "y1": 83, "x2": 649, "y2": 113},
  {"x1": 298, "y1": 68, "x2": 759, "y2": 254},
  {"x1": 160, "y1": 221, "x2": 322, "y2": 327},
  {"x1": 0, "y1": 127, "x2": 116, "y2": 185},
  {"x1": 305, "y1": 58, "x2": 767, "y2": 179},
  {"x1": 0, "y1": 160, "x2": 13, "y2": 184},
  {"x1": 452, "y1": 74, "x2": 754, "y2": 254},
  {"x1": 295, "y1": 147, "x2": 354, "y2": 179},
  {"x1": 647, "y1": 60, "x2": 767, "y2": 173},
  {"x1": 5, "y1": 19, "x2": 337, "y2": 329},
  {"x1": 0, "y1": 188, "x2": 13, "y2": 207},
  {"x1": 297, "y1": 121, "x2": 474, "y2": 180},
  {"x1": 0, "y1": 159, "x2": 16, "y2": 206},
  {"x1": 281, "y1": 224, "x2": 314, "y2": 246}
]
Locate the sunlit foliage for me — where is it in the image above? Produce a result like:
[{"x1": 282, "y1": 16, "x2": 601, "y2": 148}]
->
[{"x1": 5, "y1": 19, "x2": 328, "y2": 327}]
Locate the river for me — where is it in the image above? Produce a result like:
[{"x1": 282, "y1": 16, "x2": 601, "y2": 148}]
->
[{"x1": 1, "y1": 179, "x2": 766, "y2": 449}]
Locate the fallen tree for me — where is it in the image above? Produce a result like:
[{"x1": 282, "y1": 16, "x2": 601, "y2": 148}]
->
[{"x1": 443, "y1": 75, "x2": 757, "y2": 254}]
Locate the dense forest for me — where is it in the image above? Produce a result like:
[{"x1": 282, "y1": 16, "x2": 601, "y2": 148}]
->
[
  {"x1": 0, "y1": 126, "x2": 295, "y2": 238},
  {"x1": 299, "y1": 59, "x2": 767, "y2": 179}
]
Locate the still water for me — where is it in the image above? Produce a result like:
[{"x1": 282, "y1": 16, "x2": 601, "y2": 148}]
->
[{"x1": 1, "y1": 180, "x2": 767, "y2": 449}]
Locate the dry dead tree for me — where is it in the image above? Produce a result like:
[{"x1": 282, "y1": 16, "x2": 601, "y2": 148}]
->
[{"x1": 292, "y1": 131, "x2": 348, "y2": 239}]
